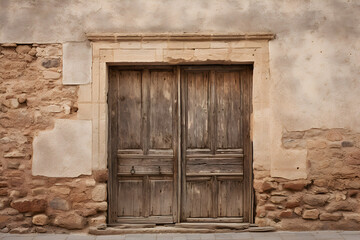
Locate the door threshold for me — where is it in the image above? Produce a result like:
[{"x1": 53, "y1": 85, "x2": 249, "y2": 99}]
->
[
  {"x1": 89, "y1": 224, "x2": 275, "y2": 235},
  {"x1": 175, "y1": 222, "x2": 249, "y2": 230}
]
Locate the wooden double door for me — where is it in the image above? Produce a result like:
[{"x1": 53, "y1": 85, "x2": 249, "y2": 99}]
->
[{"x1": 108, "y1": 65, "x2": 252, "y2": 225}]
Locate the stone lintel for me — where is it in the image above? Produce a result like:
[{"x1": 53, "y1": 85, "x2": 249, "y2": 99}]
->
[{"x1": 86, "y1": 32, "x2": 275, "y2": 42}]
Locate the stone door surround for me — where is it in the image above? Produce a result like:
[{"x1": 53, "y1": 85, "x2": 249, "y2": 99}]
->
[{"x1": 81, "y1": 33, "x2": 274, "y2": 188}]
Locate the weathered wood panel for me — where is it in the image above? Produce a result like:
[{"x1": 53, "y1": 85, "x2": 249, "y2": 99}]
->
[
  {"x1": 216, "y1": 71, "x2": 242, "y2": 149},
  {"x1": 218, "y1": 179, "x2": 243, "y2": 217},
  {"x1": 118, "y1": 71, "x2": 142, "y2": 150},
  {"x1": 184, "y1": 178, "x2": 212, "y2": 218},
  {"x1": 181, "y1": 66, "x2": 252, "y2": 222},
  {"x1": 150, "y1": 178, "x2": 173, "y2": 216},
  {"x1": 110, "y1": 67, "x2": 178, "y2": 224},
  {"x1": 186, "y1": 71, "x2": 210, "y2": 150},
  {"x1": 186, "y1": 158, "x2": 243, "y2": 175},
  {"x1": 109, "y1": 65, "x2": 252, "y2": 224},
  {"x1": 149, "y1": 71, "x2": 174, "y2": 150},
  {"x1": 118, "y1": 164, "x2": 173, "y2": 175},
  {"x1": 240, "y1": 67, "x2": 253, "y2": 223},
  {"x1": 118, "y1": 179, "x2": 144, "y2": 217}
]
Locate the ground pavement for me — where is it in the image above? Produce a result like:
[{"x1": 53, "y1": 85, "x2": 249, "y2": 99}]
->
[{"x1": 1, "y1": 231, "x2": 360, "y2": 240}]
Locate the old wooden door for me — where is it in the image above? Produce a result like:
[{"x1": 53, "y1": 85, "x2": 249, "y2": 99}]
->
[
  {"x1": 181, "y1": 66, "x2": 252, "y2": 223},
  {"x1": 108, "y1": 65, "x2": 252, "y2": 225},
  {"x1": 108, "y1": 66, "x2": 178, "y2": 224}
]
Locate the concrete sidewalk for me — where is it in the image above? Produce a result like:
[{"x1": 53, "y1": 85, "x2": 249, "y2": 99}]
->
[{"x1": 0, "y1": 231, "x2": 360, "y2": 240}]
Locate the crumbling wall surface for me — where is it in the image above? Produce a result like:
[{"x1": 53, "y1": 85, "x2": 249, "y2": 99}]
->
[
  {"x1": 0, "y1": 44, "x2": 107, "y2": 233},
  {"x1": 0, "y1": 0, "x2": 359, "y2": 232},
  {"x1": 254, "y1": 129, "x2": 360, "y2": 230},
  {"x1": 1, "y1": 0, "x2": 358, "y2": 178}
]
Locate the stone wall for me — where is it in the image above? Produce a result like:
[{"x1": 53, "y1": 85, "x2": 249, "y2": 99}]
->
[
  {"x1": 254, "y1": 128, "x2": 360, "y2": 230},
  {"x1": 0, "y1": 44, "x2": 107, "y2": 233},
  {"x1": 1, "y1": 42, "x2": 360, "y2": 233}
]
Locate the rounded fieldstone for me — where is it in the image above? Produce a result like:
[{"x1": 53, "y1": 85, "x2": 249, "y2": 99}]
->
[
  {"x1": 92, "y1": 184, "x2": 107, "y2": 202},
  {"x1": 53, "y1": 212, "x2": 86, "y2": 230},
  {"x1": 41, "y1": 58, "x2": 60, "y2": 68},
  {"x1": 302, "y1": 209, "x2": 320, "y2": 220},
  {"x1": 32, "y1": 214, "x2": 49, "y2": 226}
]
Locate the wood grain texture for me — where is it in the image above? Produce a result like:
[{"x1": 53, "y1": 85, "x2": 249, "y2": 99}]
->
[
  {"x1": 216, "y1": 71, "x2": 242, "y2": 149},
  {"x1": 109, "y1": 67, "x2": 178, "y2": 224},
  {"x1": 186, "y1": 71, "x2": 210, "y2": 150},
  {"x1": 149, "y1": 70, "x2": 174, "y2": 150},
  {"x1": 118, "y1": 178, "x2": 143, "y2": 217},
  {"x1": 181, "y1": 66, "x2": 252, "y2": 222},
  {"x1": 118, "y1": 71, "x2": 142, "y2": 150},
  {"x1": 109, "y1": 65, "x2": 253, "y2": 225}
]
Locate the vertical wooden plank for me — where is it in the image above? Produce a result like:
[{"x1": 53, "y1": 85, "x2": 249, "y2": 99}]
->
[
  {"x1": 186, "y1": 71, "x2": 210, "y2": 149},
  {"x1": 176, "y1": 66, "x2": 181, "y2": 223},
  {"x1": 216, "y1": 71, "x2": 242, "y2": 149},
  {"x1": 143, "y1": 175, "x2": 150, "y2": 217},
  {"x1": 107, "y1": 68, "x2": 118, "y2": 223},
  {"x1": 118, "y1": 71, "x2": 142, "y2": 150},
  {"x1": 209, "y1": 70, "x2": 216, "y2": 154},
  {"x1": 142, "y1": 69, "x2": 150, "y2": 155},
  {"x1": 180, "y1": 69, "x2": 187, "y2": 221},
  {"x1": 211, "y1": 176, "x2": 218, "y2": 218},
  {"x1": 241, "y1": 66, "x2": 253, "y2": 223},
  {"x1": 149, "y1": 71, "x2": 174, "y2": 149}
]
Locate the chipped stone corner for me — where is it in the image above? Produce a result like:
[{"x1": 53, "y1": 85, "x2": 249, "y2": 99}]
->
[{"x1": 32, "y1": 119, "x2": 92, "y2": 178}]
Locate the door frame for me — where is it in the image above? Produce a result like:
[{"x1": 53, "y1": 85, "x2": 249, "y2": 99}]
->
[{"x1": 84, "y1": 33, "x2": 274, "y2": 225}]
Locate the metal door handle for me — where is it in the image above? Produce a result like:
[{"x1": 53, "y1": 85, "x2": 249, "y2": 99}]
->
[{"x1": 130, "y1": 166, "x2": 135, "y2": 175}]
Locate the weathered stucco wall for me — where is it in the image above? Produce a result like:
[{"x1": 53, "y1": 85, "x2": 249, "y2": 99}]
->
[
  {"x1": 1, "y1": 0, "x2": 360, "y2": 232},
  {"x1": 1, "y1": 0, "x2": 359, "y2": 179}
]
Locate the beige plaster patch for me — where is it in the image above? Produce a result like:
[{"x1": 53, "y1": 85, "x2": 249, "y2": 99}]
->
[
  {"x1": 32, "y1": 119, "x2": 92, "y2": 177},
  {"x1": 62, "y1": 42, "x2": 92, "y2": 85},
  {"x1": 271, "y1": 149, "x2": 307, "y2": 180}
]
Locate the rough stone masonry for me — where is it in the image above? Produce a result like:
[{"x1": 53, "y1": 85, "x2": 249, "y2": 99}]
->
[
  {"x1": 0, "y1": 0, "x2": 360, "y2": 234},
  {"x1": 1, "y1": 43, "x2": 360, "y2": 234},
  {"x1": 254, "y1": 128, "x2": 360, "y2": 230},
  {"x1": 0, "y1": 44, "x2": 107, "y2": 234}
]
